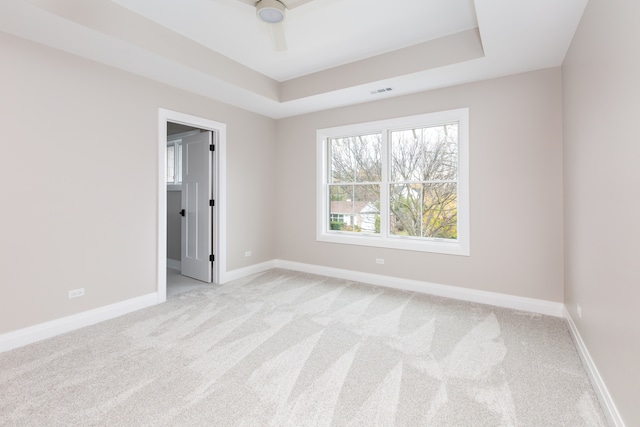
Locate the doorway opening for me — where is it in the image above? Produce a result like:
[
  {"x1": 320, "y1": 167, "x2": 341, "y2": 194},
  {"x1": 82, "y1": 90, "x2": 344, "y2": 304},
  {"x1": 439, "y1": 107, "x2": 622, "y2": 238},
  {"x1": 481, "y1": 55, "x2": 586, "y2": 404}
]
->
[{"x1": 157, "y1": 109, "x2": 227, "y2": 303}]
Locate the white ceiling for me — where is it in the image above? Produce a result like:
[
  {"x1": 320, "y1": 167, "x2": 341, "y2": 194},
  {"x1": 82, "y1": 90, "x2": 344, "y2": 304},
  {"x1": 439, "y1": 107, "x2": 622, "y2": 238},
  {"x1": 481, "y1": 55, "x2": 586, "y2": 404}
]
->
[
  {"x1": 110, "y1": 0, "x2": 480, "y2": 82},
  {"x1": 0, "y1": 0, "x2": 588, "y2": 119}
]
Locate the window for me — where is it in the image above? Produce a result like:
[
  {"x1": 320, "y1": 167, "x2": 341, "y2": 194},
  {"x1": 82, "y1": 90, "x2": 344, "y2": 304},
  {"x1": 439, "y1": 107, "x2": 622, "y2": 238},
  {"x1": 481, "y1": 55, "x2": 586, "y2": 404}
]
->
[
  {"x1": 317, "y1": 108, "x2": 469, "y2": 255},
  {"x1": 167, "y1": 139, "x2": 182, "y2": 188}
]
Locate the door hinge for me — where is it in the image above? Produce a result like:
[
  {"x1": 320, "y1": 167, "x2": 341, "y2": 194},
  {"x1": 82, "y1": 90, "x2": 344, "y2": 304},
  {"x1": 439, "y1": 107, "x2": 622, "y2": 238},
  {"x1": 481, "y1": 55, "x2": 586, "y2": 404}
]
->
[
  {"x1": 210, "y1": 254, "x2": 215, "y2": 262},
  {"x1": 210, "y1": 144, "x2": 215, "y2": 151},
  {"x1": 210, "y1": 199, "x2": 215, "y2": 207}
]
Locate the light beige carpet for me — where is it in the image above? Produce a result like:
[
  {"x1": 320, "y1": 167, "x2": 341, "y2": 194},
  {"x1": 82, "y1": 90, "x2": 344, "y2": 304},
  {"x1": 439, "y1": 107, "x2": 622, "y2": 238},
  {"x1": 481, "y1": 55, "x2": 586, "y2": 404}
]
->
[{"x1": 0, "y1": 269, "x2": 608, "y2": 426}]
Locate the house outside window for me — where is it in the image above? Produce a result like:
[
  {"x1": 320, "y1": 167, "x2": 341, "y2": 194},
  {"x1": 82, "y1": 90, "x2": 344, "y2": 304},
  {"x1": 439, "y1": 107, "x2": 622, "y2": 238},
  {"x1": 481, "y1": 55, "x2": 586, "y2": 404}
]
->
[{"x1": 317, "y1": 108, "x2": 469, "y2": 256}]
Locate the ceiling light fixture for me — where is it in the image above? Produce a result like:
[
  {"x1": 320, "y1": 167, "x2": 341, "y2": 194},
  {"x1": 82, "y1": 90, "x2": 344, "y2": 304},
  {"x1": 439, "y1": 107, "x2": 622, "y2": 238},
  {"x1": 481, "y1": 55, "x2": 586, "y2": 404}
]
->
[{"x1": 256, "y1": 0, "x2": 286, "y2": 24}]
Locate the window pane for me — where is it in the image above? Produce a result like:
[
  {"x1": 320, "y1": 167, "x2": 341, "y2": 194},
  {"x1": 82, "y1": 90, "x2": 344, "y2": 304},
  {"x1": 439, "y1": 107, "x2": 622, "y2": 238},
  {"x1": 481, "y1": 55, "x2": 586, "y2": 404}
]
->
[
  {"x1": 354, "y1": 184, "x2": 380, "y2": 234},
  {"x1": 330, "y1": 138, "x2": 354, "y2": 183},
  {"x1": 423, "y1": 124, "x2": 458, "y2": 181},
  {"x1": 331, "y1": 134, "x2": 381, "y2": 183},
  {"x1": 390, "y1": 183, "x2": 423, "y2": 236},
  {"x1": 167, "y1": 145, "x2": 175, "y2": 183},
  {"x1": 329, "y1": 185, "x2": 354, "y2": 231},
  {"x1": 390, "y1": 182, "x2": 457, "y2": 239},
  {"x1": 355, "y1": 134, "x2": 382, "y2": 182},
  {"x1": 391, "y1": 129, "x2": 423, "y2": 182},
  {"x1": 391, "y1": 124, "x2": 458, "y2": 182},
  {"x1": 422, "y1": 182, "x2": 457, "y2": 239},
  {"x1": 329, "y1": 184, "x2": 380, "y2": 234}
]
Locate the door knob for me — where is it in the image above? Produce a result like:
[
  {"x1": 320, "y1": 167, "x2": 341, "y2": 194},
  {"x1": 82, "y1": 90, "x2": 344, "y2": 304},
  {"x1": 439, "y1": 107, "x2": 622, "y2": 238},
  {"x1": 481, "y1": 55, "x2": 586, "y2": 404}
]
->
[{"x1": 179, "y1": 209, "x2": 185, "y2": 217}]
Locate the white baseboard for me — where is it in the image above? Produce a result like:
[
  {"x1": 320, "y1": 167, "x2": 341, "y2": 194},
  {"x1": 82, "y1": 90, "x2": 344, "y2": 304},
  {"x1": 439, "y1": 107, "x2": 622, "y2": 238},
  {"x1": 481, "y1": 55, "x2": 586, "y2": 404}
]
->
[
  {"x1": 0, "y1": 293, "x2": 158, "y2": 354},
  {"x1": 273, "y1": 260, "x2": 564, "y2": 317},
  {"x1": 564, "y1": 307, "x2": 625, "y2": 427},
  {"x1": 167, "y1": 258, "x2": 181, "y2": 270},
  {"x1": 224, "y1": 260, "x2": 277, "y2": 283}
]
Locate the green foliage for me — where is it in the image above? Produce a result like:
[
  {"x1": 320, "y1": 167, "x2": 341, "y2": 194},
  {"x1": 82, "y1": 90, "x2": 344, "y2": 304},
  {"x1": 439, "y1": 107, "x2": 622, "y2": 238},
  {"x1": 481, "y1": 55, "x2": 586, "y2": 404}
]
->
[{"x1": 330, "y1": 221, "x2": 345, "y2": 230}]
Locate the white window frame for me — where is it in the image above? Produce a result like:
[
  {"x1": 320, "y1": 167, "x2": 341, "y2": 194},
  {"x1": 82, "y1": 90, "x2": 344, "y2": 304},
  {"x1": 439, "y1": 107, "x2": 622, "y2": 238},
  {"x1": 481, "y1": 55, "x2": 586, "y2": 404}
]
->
[{"x1": 316, "y1": 108, "x2": 470, "y2": 256}]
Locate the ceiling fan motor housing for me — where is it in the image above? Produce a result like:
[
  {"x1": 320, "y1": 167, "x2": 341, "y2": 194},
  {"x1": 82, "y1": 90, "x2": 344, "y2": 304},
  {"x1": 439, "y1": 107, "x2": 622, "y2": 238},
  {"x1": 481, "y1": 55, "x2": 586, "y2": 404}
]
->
[{"x1": 256, "y1": 0, "x2": 286, "y2": 24}]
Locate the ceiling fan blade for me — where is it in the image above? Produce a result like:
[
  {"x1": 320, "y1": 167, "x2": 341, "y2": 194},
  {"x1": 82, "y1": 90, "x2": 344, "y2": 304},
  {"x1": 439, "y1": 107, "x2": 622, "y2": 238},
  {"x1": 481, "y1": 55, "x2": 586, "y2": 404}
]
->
[
  {"x1": 283, "y1": 0, "x2": 314, "y2": 10},
  {"x1": 269, "y1": 23, "x2": 288, "y2": 51},
  {"x1": 234, "y1": 0, "x2": 257, "y2": 6}
]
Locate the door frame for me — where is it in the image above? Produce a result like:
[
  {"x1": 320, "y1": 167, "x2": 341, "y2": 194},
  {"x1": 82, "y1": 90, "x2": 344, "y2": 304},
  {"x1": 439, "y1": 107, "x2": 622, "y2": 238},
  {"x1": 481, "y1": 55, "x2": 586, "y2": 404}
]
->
[{"x1": 157, "y1": 109, "x2": 227, "y2": 303}]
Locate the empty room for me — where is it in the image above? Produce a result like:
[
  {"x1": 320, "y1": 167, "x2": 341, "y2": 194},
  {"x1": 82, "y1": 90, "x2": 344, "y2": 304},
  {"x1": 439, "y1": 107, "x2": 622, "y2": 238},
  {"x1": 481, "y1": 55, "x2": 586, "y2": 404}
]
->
[{"x1": 0, "y1": 0, "x2": 638, "y2": 425}]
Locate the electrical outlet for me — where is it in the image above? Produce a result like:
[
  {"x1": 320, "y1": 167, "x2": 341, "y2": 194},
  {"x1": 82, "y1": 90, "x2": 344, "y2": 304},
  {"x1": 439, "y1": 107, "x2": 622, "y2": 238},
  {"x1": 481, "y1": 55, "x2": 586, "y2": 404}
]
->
[
  {"x1": 376, "y1": 258, "x2": 384, "y2": 265},
  {"x1": 245, "y1": 251, "x2": 252, "y2": 257},
  {"x1": 68, "y1": 288, "x2": 85, "y2": 299},
  {"x1": 577, "y1": 304, "x2": 582, "y2": 319}
]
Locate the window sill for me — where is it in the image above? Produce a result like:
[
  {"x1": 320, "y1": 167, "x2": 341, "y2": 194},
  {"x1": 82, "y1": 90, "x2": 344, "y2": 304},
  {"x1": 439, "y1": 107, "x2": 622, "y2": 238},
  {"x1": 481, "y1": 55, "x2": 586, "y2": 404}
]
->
[{"x1": 317, "y1": 232, "x2": 469, "y2": 256}]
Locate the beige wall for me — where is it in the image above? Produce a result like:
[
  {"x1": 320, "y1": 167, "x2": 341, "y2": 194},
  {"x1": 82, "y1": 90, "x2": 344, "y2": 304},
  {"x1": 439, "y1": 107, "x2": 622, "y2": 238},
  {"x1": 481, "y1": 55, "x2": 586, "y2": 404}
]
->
[
  {"x1": 276, "y1": 68, "x2": 565, "y2": 302},
  {"x1": 166, "y1": 191, "x2": 181, "y2": 261},
  {"x1": 562, "y1": 0, "x2": 640, "y2": 425},
  {"x1": 0, "y1": 32, "x2": 277, "y2": 334}
]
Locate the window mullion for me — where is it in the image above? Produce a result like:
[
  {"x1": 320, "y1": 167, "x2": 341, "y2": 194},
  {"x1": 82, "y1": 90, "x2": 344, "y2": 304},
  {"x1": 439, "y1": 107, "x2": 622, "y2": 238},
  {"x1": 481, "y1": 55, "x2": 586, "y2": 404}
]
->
[
  {"x1": 326, "y1": 139, "x2": 332, "y2": 233},
  {"x1": 380, "y1": 130, "x2": 390, "y2": 238}
]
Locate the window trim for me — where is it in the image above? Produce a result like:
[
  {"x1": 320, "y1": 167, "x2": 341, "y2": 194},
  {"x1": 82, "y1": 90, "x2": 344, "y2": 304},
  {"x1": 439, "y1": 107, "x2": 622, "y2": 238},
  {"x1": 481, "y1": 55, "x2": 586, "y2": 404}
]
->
[
  {"x1": 166, "y1": 139, "x2": 182, "y2": 191},
  {"x1": 316, "y1": 108, "x2": 470, "y2": 256}
]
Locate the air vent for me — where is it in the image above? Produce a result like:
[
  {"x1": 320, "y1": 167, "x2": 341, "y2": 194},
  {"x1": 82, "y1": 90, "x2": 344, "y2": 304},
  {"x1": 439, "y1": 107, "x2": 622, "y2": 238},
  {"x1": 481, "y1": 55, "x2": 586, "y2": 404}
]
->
[{"x1": 370, "y1": 87, "x2": 393, "y2": 95}]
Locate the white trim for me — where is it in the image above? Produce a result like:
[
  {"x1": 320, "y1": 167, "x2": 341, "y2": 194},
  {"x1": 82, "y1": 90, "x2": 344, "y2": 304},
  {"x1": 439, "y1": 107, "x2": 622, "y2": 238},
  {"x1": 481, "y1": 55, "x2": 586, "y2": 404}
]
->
[
  {"x1": 167, "y1": 258, "x2": 181, "y2": 270},
  {"x1": 168, "y1": 129, "x2": 201, "y2": 140},
  {"x1": 563, "y1": 307, "x2": 626, "y2": 427},
  {"x1": 158, "y1": 109, "x2": 228, "y2": 302},
  {"x1": 224, "y1": 260, "x2": 277, "y2": 283},
  {"x1": 316, "y1": 108, "x2": 470, "y2": 256},
  {"x1": 274, "y1": 260, "x2": 563, "y2": 317},
  {"x1": 0, "y1": 293, "x2": 158, "y2": 353}
]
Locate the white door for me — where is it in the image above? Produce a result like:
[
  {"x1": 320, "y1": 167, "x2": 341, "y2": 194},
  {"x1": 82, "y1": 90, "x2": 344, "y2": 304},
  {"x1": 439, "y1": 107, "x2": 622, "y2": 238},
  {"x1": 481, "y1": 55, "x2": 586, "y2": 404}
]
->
[{"x1": 181, "y1": 131, "x2": 213, "y2": 282}]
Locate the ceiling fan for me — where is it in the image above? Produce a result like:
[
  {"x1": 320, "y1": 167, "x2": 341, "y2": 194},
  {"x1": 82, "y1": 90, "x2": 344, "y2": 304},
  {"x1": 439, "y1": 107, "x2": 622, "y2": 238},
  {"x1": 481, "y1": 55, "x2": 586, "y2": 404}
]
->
[{"x1": 234, "y1": 0, "x2": 315, "y2": 51}]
